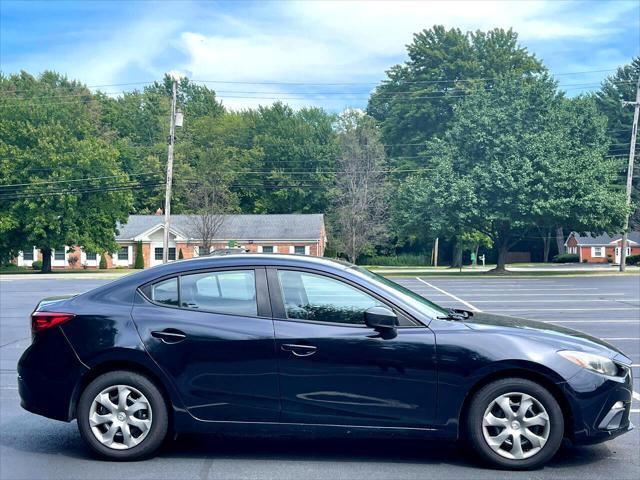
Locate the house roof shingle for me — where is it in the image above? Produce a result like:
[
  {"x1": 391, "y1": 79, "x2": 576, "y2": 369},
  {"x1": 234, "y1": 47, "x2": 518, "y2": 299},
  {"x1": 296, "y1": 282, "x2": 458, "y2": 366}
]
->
[
  {"x1": 116, "y1": 214, "x2": 325, "y2": 241},
  {"x1": 568, "y1": 231, "x2": 640, "y2": 246}
]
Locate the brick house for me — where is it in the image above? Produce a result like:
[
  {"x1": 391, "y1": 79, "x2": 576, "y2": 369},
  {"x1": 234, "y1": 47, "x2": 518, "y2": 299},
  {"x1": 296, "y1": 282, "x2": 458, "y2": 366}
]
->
[
  {"x1": 565, "y1": 231, "x2": 640, "y2": 264},
  {"x1": 14, "y1": 213, "x2": 327, "y2": 269}
]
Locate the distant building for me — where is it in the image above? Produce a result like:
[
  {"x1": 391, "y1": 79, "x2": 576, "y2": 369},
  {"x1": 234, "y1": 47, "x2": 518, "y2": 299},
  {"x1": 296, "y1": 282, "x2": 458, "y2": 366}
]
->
[
  {"x1": 565, "y1": 231, "x2": 640, "y2": 263},
  {"x1": 14, "y1": 213, "x2": 327, "y2": 269}
]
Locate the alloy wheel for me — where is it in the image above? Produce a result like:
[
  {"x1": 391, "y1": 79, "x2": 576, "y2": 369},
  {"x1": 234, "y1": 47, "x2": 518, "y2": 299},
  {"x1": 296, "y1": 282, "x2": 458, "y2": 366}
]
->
[
  {"x1": 481, "y1": 391, "x2": 551, "y2": 460},
  {"x1": 88, "y1": 384, "x2": 153, "y2": 450}
]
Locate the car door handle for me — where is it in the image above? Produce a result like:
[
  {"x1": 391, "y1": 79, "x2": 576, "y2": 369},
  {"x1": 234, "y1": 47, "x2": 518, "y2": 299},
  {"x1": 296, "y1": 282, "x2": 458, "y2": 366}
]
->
[
  {"x1": 281, "y1": 344, "x2": 317, "y2": 357},
  {"x1": 151, "y1": 329, "x2": 187, "y2": 344}
]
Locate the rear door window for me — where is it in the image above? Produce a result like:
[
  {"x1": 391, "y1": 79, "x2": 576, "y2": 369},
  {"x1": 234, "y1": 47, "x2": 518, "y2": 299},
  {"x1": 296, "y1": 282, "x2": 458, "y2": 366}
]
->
[{"x1": 180, "y1": 270, "x2": 257, "y2": 316}]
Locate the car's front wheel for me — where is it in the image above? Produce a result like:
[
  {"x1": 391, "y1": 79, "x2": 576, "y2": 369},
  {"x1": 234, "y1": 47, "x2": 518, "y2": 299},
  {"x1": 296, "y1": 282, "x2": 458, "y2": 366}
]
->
[
  {"x1": 77, "y1": 370, "x2": 169, "y2": 460},
  {"x1": 466, "y1": 378, "x2": 564, "y2": 470}
]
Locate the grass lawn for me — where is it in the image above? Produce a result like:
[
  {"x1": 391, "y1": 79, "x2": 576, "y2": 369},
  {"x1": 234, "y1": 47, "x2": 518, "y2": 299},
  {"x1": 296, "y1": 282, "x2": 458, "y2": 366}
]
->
[{"x1": 0, "y1": 265, "x2": 141, "y2": 275}]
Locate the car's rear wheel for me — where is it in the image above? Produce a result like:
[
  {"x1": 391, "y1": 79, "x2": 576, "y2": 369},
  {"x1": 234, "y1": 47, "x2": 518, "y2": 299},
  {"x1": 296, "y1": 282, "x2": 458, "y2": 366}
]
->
[
  {"x1": 77, "y1": 370, "x2": 168, "y2": 460},
  {"x1": 466, "y1": 378, "x2": 564, "y2": 470}
]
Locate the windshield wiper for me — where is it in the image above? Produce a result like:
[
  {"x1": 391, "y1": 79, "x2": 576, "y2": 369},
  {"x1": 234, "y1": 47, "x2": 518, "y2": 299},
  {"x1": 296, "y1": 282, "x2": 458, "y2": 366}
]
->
[{"x1": 437, "y1": 308, "x2": 473, "y2": 321}]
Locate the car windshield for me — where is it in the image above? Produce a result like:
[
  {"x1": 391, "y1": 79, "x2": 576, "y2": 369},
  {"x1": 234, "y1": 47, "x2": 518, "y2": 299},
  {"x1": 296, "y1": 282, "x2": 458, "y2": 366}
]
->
[{"x1": 348, "y1": 266, "x2": 448, "y2": 319}]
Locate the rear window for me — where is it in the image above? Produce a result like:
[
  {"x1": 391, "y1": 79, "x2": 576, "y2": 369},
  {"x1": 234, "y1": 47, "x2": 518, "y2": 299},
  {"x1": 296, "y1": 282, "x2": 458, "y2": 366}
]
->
[{"x1": 150, "y1": 278, "x2": 179, "y2": 306}]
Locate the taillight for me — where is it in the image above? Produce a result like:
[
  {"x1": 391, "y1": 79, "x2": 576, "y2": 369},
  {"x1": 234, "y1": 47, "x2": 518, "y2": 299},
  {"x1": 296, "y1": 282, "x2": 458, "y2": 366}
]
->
[{"x1": 31, "y1": 311, "x2": 75, "y2": 334}]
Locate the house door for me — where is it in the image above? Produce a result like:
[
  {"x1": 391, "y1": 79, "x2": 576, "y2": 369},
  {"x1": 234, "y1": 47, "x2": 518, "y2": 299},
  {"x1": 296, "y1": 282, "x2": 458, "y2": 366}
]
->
[{"x1": 615, "y1": 247, "x2": 621, "y2": 264}]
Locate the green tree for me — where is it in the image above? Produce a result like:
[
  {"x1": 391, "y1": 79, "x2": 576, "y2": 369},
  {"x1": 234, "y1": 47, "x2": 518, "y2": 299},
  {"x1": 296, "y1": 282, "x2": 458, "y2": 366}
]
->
[
  {"x1": 367, "y1": 26, "x2": 544, "y2": 165},
  {"x1": 596, "y1": 57, "x2": 640, "y2": 230},
  {"x1": 396, "y1": 75, "x2": 626, "y2": 272},
  {"x1": 0, "y1": 71, "x2": 132, "y2": 272},
  {"x1": 134, "y1": 240, "x2": 145, "y2": 269},
  {"x1": 249, "y1": 103, "x2": 337, "y2": 213}
]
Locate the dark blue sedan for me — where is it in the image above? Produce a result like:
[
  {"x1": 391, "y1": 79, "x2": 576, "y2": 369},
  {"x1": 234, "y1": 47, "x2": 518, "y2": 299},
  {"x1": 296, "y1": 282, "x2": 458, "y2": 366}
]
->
[{"x1": 18, "y1": 255, "x2": 633, "y2": 469}]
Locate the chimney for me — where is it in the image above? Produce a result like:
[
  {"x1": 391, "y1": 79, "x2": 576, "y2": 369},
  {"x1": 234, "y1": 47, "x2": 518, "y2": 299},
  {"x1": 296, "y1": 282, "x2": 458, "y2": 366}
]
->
[{"x1": 155, "y1": 208, "x2": 163, "y2": 216}]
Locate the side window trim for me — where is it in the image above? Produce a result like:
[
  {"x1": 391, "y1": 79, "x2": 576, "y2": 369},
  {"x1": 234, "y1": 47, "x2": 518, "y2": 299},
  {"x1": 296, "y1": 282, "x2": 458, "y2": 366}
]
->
[{"x1": 266, "y1": 267, "x2": 421, "y2": 328}]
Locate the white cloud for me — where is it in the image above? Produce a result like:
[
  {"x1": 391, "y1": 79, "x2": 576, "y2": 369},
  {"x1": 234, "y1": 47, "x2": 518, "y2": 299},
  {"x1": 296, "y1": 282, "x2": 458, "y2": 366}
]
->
[
  {"x1": 4, "y1": 0, "x2": 636, "y2": 110},
  {"x1": 171, "y1": 0, "x2": 636, "y2": 110}
]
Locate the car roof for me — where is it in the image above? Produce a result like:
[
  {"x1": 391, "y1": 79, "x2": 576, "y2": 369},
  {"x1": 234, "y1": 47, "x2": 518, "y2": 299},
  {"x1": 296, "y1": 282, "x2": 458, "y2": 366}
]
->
[
  {"x1": 181, "y1": 253, "x2": 352, "y2": 269},
  {"x1": 78, "y1": 254, "x2": 355, "y2": 304}
]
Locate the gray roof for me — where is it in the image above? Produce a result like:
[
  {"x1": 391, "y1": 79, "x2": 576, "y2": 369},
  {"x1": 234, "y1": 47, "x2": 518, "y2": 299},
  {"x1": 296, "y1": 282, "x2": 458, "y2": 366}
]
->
[
  {"x1": 569, "y1": 231, "x2": 640, "y2": 246},
  {"x1": 116, "y1": 214, "x2": 325, "y2": 241}
]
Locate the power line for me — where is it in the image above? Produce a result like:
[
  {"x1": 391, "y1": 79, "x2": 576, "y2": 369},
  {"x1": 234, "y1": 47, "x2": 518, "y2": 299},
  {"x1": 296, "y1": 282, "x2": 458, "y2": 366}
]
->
[
  {"x1": 3, "y1": 80, "x2": 635, "y2": 103},
  {"x1": 0, "y1": 67, "x2": 622, "y2": 94},
  {"x1": 0, "y1": 171, "x2": 162, "y2": 188}
]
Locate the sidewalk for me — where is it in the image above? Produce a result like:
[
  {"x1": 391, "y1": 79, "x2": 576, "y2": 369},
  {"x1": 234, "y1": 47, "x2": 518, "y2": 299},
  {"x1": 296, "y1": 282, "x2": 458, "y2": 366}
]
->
[
  {"x1": 0, "y1": 270, "x2": 138, "y2": 280},
  {"x1": 368, "y1": 263, "x2": 640, "y2": 275}
]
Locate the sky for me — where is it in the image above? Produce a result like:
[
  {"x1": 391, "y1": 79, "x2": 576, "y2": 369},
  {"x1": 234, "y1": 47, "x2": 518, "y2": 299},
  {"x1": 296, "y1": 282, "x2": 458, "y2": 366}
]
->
[{"x1": 1, "y1": 0, "x2": 638, "y2": 111}]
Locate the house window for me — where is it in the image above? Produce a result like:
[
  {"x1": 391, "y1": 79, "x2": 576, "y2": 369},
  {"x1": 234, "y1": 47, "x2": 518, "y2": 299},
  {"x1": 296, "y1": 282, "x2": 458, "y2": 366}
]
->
[
  {"x1": 54, "y1": 248, "x2": 65, "y2": 261},
  {"x1": 294, "y1": 246, "x2": 306, "y2": 255},
  {"x1": 262, "y1": 246, "x2": 274, "y2": 253},
  {"x1": 155, "y1": 247, "x2": 176, "y2": 260},
  {"x1": 593, "y1": 247, "x2": 604, "y2": 257},
  {"x1": 23, "y1": 250, "x2": 34, "y2": 261},
  {"x1": 85, "y1": 252, "x2": 98, "y2": 261},
  {"x1": 118, "y1": 247, "x2": 129, "y2": 261}
]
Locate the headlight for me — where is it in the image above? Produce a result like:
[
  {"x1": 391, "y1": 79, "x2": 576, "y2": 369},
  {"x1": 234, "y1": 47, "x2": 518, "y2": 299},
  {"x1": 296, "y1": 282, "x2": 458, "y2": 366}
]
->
[{"x1": 558, "y1": 350, "x2": 619, "y2": 376}]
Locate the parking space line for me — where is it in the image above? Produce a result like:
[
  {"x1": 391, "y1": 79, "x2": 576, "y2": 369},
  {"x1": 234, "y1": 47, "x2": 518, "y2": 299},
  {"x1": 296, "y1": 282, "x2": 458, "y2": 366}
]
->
[
  {"x1": 412, "y1": 293, "x2": 632, "y2": 297},
  {"x1": 634, "y1": 392, "x2": 640, "y2": 401},
  {"x1": 415, "y1": 278, "x2": 481, "y2": 312},
  {"x1": 543, "y1": 320, "x2": 639, "y2": 323},
  {"x1": 491, "y1": 307, "x2": 640, "y2": 312},
  {"x1": 470, "y1": 299, "x2": 636, "y2": 303}
]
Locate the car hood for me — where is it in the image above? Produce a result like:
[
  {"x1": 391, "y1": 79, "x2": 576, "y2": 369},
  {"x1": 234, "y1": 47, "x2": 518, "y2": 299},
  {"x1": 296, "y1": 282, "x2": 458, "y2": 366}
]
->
[{"x1": 461, "y1": 311, "x2": 626, "y2": 358}]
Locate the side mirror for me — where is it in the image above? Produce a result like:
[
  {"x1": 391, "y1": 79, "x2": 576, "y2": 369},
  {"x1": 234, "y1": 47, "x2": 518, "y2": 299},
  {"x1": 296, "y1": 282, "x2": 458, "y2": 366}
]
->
[{"x1": 365, "y1": 306, "x2": 398, "y2": 331}]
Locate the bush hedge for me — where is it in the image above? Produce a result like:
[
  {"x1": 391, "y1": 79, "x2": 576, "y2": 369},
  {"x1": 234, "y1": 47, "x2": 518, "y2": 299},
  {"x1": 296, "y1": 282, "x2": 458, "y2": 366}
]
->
[
  {"x1": 134, "y1": 241, "x2": 144, "y2": 269},
  {"x1": 31, "y1": 260, "x2": 43, "y2": 270},
  {"x1": 626, "y1": 254, "x2": 640, "y2": 265},
  {"x1": 99, "y1": 255, "x2": 108, "y2": 269},
  {"x1": 551, "y1": 253, "x2": 579, "y2": 263},
  {"x1": 360, "y1": 254, "x2": 430, "y2": 266}
]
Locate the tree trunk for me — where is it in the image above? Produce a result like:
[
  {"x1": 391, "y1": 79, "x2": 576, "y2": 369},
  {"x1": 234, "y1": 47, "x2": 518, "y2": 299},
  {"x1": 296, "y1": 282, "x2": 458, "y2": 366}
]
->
[
  {"x1": 555, "y1": 226, "x2": 565, "y2": 255},
  {"x1": 490, "y1": 243, "x2": 509, "y2": 273},
  {"x1": 41, "y1": 247, "x2": 52, "y2": 273},
  {"x1": 543, "y1": 229, "x2": 551, "y2": 263},
  {"x1": 450, "y1": 241, "x2": 462, "y2": 269}
]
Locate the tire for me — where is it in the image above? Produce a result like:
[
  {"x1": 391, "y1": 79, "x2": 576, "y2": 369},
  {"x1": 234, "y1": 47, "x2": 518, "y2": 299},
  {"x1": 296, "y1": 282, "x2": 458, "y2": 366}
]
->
[
  {"x1": 77, "y1": 370, "x2": 169, "y2": 461},
  {"x1": 465, "y1": 378, "x2": 564, "y2": 470}
]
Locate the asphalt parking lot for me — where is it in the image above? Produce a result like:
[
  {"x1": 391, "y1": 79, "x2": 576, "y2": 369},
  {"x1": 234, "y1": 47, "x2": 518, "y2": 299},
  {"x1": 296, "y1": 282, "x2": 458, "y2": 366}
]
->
[{"x1": 0, "y1": 274, "x2": 638, "y2": 480}]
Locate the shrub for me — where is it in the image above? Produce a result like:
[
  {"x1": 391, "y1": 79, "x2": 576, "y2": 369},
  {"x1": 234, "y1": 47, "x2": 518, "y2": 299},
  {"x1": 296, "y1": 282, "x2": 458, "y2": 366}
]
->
[
  {"x1": 99, "y1": 254, "x2": 108, "y2": 270},
  {"x1": 360, "y1": 253, "x2": 430, "y2": 266},
  {"x1": 626, "y1": 254, "x2": 640, "y2": 265},
  {"x1": 178, "y1": 248, "x2": 184, "y2": 260},
  {"x1": 551, "y1": 253, "x2": 579, "y2": 263},
  {"x1": 134, "y1": 241, "x2": 144, "y2": 269},
  {"x1": 68, "y1": 254, "x2": 79, "y2": 267},
  {"x1": 31, "y1": 260, "x2": 43, "y2": 270}
]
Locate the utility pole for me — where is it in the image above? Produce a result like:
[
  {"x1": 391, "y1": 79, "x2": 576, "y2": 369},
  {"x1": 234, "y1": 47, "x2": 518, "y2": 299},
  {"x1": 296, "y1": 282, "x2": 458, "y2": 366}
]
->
[
  {"x1": 619, "y1": 76, "x2": 639, "y2": 272},
  {"x1": 163, "y1": 80, "x2": 177, "y2": 264}
]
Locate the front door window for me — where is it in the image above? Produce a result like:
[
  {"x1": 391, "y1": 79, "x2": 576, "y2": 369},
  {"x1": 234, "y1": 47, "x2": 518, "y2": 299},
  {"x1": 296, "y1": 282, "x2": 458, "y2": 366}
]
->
[{"x1": 277, "y1": 270, "x2": 383, "y2": 325}]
